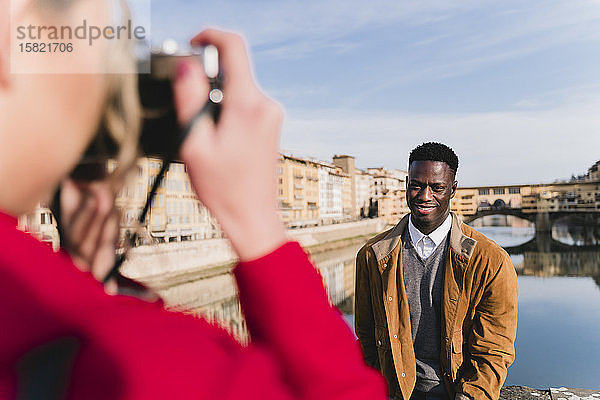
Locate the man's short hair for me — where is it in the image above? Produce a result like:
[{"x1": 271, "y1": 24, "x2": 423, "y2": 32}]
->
[{"x1": 409, "y1": 142, "x2": 459, "y2": 174}]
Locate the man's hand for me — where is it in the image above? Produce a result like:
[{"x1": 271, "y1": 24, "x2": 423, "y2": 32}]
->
[
  {"x1": 59, "y1": 178, "x2": 120, "y2": 292},
  {"x1": 174, "y1": 29, "x2": 287, "y2": 262}
]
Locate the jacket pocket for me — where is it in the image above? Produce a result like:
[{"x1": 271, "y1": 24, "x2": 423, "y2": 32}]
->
[
  {"x1": 375, "y1": 325, "x2": 400, "y2": 395},
  {"x1": 375, "y1": 325, "x2": 391, "y2": 350}
]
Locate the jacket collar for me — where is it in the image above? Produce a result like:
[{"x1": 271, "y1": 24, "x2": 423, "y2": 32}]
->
[{"x1": 371, "y1": 212, "x2": 477, "y2": 265}]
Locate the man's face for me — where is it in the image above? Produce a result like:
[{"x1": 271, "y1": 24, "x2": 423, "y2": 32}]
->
[{"x1": 406, "y1": 160, "x2": 457, "y2": 234}]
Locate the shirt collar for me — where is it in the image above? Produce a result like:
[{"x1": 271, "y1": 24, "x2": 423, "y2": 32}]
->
[{"x1": 408, "y1": 213, "x2": 452, "y2": 248}]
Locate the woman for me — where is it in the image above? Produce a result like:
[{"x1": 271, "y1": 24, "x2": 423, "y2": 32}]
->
[{"x1": 0, "y1": 0, "x2": 386, "y2": 398}]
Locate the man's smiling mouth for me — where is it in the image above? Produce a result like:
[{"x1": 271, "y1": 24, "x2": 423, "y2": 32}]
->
[{"x1": 413, "y1": 203, "x2": 437, "y2": 214}]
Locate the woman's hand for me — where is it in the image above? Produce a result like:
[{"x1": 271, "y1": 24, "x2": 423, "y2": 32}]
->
[
  {"x1": 174, "y1": 29, "x2": 287, "y2": 262},
  {"x1": 58, "y1": 178, "x2": 120, "y2": 291}
]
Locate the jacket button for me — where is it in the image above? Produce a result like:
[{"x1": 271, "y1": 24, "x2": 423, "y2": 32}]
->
[
  {"x1": 401, "y1": 372, "x2": 406, "y2": 378},
  {"x1": 377, "y1": 340, "x2": 382, "y2": 346},
  {"x1": 383, "y1": 263, "x2": 387, "y2": 268},
  {"x1": 388, "y1": 296, "x2": 393, "y2": 301},
  {"x1": 393, "y1": 334, "x2": 398, "y2": 339}
]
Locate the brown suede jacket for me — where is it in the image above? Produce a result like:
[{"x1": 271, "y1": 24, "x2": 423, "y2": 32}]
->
[{"x1": 355, "y1": 213, "x2": 518, "y2": 400}]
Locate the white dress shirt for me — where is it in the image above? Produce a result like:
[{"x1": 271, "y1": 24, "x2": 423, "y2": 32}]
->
[{"x1": 408, "y1": 214, "x2": 452, "y2": 259}]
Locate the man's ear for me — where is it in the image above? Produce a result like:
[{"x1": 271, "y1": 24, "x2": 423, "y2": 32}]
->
[{"x1": 451, "y1": 180, "x2": 458, "y2": 199}]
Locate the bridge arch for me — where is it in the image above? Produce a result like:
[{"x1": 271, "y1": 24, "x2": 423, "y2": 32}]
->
[
  {"x1": 493, "y1": 199, "x2": 507, "y2": 209},
  {"x1": 462, "y1": 208, "x2": 535, "y2": 225},
  {"x1": 462, "y1": 210, "x2": 600, "y2": 234}
]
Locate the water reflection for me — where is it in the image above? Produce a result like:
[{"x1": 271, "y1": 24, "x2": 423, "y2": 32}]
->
[
  {"x1": 473, "y1": 222, "x2": 600, "y2": 389},
  {"x1": 553, "y1": 216, "x2": 600, "y2": 246},
  {"x1": 154, "y1": 242, "x2": 363, "y2": 343}
]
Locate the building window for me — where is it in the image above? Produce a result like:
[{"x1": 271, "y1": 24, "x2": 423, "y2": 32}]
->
[
  {"x1": 479, "y1": 189, "x2": 490, "y2": 195},
  {"x1": 509, "y1": 187, "x2": 521, "y2": 194},
  {"x1": 493, "y1": 188, "x2": 505, "y2": 195},
  {"x1": 40, "y1": 212, "x2": 52, "y2": 225}
]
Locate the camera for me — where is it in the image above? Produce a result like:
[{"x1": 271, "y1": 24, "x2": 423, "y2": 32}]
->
[
  {"x1": 74, "y1": 44, "x2": 222, "y2": 179},
  {"x1": 137, "y1": 45, "x2": 222, "y2": 158}
]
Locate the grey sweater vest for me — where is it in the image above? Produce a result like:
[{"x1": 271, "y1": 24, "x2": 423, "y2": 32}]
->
[{"x1": 401, "y1": 228, "x2": 450, "y2": 395}]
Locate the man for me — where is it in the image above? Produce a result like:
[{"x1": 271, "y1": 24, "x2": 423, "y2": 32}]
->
[{"x1": 355, "y1": 142, "x2": 518, "y2": 400}]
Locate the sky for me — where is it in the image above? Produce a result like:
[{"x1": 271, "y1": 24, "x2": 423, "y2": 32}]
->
[{"x1": 144, "y1": 0, "x2": 600, "y2": 186}]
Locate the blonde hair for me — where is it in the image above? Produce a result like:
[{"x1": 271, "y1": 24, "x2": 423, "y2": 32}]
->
[{"x1": 101, "y1": 0, "x2": 142, "y2": 190}]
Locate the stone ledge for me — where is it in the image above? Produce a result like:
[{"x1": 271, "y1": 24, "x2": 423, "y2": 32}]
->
[
  {"x1": 501, "y1": 386, "x2": 550, "y2": 399},
  {"x1": 500, "y1": 386, "x2": 600, "y2": 400}
]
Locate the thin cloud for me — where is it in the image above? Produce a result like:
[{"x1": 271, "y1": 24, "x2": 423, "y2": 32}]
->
[{"x1": 151, "y1": 0, "x2": 480, "y2": 56}]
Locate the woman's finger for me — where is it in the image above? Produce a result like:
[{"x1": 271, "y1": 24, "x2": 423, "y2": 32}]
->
[
  {"x1": 89, "y1": 208, "x2": 120, "y2": 280},
  {"x1": 60, "y1": 179, "x2": 83, "y2": 230},
  {"x1": 76, "y1": 182, "x2": 114, "y2": 264},
  {"x1": 190, "y1": 29, "x2": 256, "y2": 95},
  {"x1": 62, "y1": 185, "x2": 97, "y2": 259},
  {"x1": 173, "y1": 58, "x2": 210, "y2": 126}
]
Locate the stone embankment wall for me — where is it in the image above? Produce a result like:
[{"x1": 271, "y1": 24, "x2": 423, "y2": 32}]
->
[{"x1": 121, "y1": 218, "x2": 386, "y2": 281}]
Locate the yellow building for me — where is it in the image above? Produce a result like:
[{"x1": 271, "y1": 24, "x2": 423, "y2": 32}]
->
[
  {"x1": 277, "y1": 154, "x2": 320, "y2": 228},
  {"x1": 377, "y1": 189, "x2": 409, "y2": 226},
  {"x1": 112, "y1": 158, "x2": 167, "y2": 243},
  {"x1": 111, "y1": 159, "x2": 151, "y2": 244},
  {"x1": 164, "y1": 161, "x2": 221, "y2": 242},
  {"x1": 588, "y1": 161, "x2": 600, "y2": 181},
  {"x1": 114, "y1": 157, "x2": 221, "y2": 244},
  {"x1": 531, "y1": 182, "x2": 600, "y2": 213},
  {"x1": 333, "y1": 155, "x2": 358, "y2": 219},
  {"x1": 451, "y1": 182, "x2": 600, "y2": 219},
  {"x1": 318, "y1": 162, "x2": 344, "y2": 224},
  {"x1": 341, "y1": 172, "x2": 353, "y2": 221},
  {"x1": 451, "y1": 188, "x2": 478, "y2": 216},
  {"x1": 451, "y1": 185, "x2": 533, "y2": 218}
]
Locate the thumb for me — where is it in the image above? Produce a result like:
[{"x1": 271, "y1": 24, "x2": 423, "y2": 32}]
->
[{"x1": 173, "y1": 59, "x2": 210, "y2": 126}]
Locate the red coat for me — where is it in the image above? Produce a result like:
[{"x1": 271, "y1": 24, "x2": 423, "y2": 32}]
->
[{"x1": 0, "y1": 211, "x2": 386, "y2": 399}]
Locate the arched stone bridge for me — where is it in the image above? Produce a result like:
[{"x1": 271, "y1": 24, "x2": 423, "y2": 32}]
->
[
  {"x1": 453, "y1": 180, "x2": 600, "y2": 233},
  {"x1": 462, "y1": 208, "x2": 600, "y2": 233}
]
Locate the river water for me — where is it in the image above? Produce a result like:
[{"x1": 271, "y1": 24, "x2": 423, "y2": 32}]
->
[{"x1": 472, "y1": 222, "x2": 600, "y2": 389}]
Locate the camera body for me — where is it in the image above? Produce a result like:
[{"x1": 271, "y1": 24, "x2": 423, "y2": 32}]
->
[
  {"x1": 77, "y1": 46, "x2": 221, "y2": 175},
  {"x1": 138, "y1": 45, "x2": 221, "y2": 158}
]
